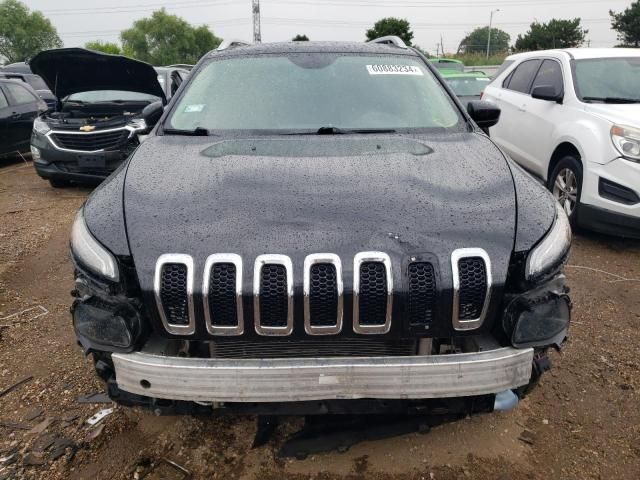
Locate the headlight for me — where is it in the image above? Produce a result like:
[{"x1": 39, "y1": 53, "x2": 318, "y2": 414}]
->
[
  {"x1": 128, "y1": 118, "x2": 147, "y2": 131},
  {"x1": 611, "y1": 124, "x2": 640, "y2": 162},
  {"x1": 525, "y1": 202, "x2": 571, "y2": 281},
  {"x1": 71, "y1": 210, "x2": 119, "y2": 281},
  {"x1": 33, "y1": 117, "x2": 51, "y2": 135}
]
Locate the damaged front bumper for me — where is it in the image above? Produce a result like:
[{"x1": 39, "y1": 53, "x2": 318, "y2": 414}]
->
[{"x1": 110, "y1": 347, "x2": 534, "y2": 403}]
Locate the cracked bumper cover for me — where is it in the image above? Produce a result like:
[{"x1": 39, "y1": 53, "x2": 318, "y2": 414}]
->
[{"x1": 111, "y1": 347, "x2": 534, "y2": 403}]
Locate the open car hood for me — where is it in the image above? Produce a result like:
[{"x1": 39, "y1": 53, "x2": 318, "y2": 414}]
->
[{"x1": 30, "y1": 48, "x2": 166, "y2": 102}]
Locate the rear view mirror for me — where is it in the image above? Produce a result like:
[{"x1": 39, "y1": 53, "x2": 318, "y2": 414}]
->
[
  {"x1": 467, "y1": 100, "x2": 501, "y2": 130},
  {"x1": 531, "y1": 85, "x2": 563, "y2": 103},
  {"x1": 142, "y1": 101, "x2": 164, "y2": 129}
]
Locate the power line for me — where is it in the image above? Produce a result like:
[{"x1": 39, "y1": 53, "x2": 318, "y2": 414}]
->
[{"x1": 43, "y1": 0, "x2": 629, "y2": 16}]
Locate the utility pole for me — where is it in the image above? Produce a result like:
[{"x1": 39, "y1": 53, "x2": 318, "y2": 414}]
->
[
  {"x1": 487, "y1": 8, "x2": 500, "y2": 60},
  {"x1": 252, "y1": 0, "x2": 261, "y2": 43}
]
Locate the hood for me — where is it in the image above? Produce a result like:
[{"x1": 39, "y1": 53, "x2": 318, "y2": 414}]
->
[
  {"x1": 30, "y1": 48, "x2": 166, "y2": 102},
  {"x1": 584, "y1": 103, "x2": 640, "y2": 127},
  {"x1": 123, "y1": 134, "x2": 517, "y2": 336}
]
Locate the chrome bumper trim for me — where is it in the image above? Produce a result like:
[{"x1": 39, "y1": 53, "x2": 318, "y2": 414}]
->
[{"x1": 112, "y1": 347, "x2": 533, "y2": 402}]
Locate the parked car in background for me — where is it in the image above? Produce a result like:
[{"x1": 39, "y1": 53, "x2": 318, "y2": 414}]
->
[
  {"x1": 155, "y1": 66, "x2": 189, "y2": 100},
  {"x1": 1, "y1": 62, "x2": 31, "y2": 74},
  {"x1": 70, "y1": 38, "x2": 571, "y2": 421},
  {"x1": 441, "y1": 70, "x2": 491, "y2": 108},
  {"x1": 165, "y1": 63, "x2": 194, "y2": 71},
  {"x1": 0, "y1": 72, "x2": 56, "y2": 110},
  {"x1": 484, "y1": 48, "x2": 640, "y2": 238},
  {"x1": 428, "y1": 58, "x2": 465, "y2": 72},
  {"x1": 29, "y1": 48, "x2": 166, "y2": 188},
  {"x1": 0, "y1": 79, "x2": 48, "y2": 158}
]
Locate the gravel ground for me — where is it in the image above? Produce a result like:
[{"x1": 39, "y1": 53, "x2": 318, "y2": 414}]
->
[{"x1": 0, "y1": 159, "x2": 638, "y2": 480}]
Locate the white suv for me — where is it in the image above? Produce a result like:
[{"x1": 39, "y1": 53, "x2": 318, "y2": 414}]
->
[{"x1": 483, "y1": 48, "x2": 640, "y2": 238}]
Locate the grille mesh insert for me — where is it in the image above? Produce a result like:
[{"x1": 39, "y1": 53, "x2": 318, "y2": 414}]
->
[
  {"x1": 211, "y1": 338, "x2": 417, "y2": 359},
  {"x1": 51, "y1": 130, "x2": 129, "y2": 151},
  {"x1": 259, "y1": 264, "x2": 288, "y2": 327},
  {"x1": 458, "y1": 257, "x2": 487, "y2": 320},
  {"x1": 159, "y1": 263, "x2": 189, "y2": 325},
  {"x1": 358, "y1": 262, "x2": 388, "y2": 326},
  {"x1": 408, "y1": 262, "x2": 436, "y2": 326},
  {"x1": 207, "y1": 263, "x2": 237, "y2": 327},
  {"x1": 309, "y1": 263, "x2": 339, "y2": 326}
]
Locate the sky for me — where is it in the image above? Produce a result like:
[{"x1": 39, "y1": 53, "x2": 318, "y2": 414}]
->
[{"x1": 22, "y1": 0, "x2": 632, "y2": 56}]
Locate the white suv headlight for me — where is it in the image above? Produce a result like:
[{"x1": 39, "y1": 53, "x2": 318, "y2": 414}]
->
[
  {"x1": 33, "y1": 117, "x2": 51, "y2": 136},
  {"x1": 611, "y1": 124, "x2": 640, "y2": 162},
  {"x1": 525, "y1": 202, "x2": 571, "y2": 281},
  {"x1": 71, "y1": 210, "x2": 119, "y2": 281}
]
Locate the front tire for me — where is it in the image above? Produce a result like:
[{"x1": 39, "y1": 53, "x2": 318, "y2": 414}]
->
[{"x1": 548, "y1": 156, "x2": 582, "y2": 227}]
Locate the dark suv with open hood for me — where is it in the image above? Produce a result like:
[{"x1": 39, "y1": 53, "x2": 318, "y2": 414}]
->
[
  {"x1": 70, "y1": 38, "x2": 571, "y2": 422},
  {"x1": 29, "y1": 48, "x2": 166, "y2": 187}
]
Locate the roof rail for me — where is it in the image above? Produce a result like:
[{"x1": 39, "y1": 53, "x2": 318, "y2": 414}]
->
[
  {"x1": 217, "y1": 39, "x2": 251, "y2": 51},
  {"x1": 367, "y1": 36, "x2": 408, "y2": 49}
]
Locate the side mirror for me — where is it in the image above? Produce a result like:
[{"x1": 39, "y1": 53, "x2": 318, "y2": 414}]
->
[
  {"x1": 467, "y1": 100, "x2": 501, "y2": 130},
  {"x1": 531, "y1": 85, "x2": 563, "y2": 103},
  {"x1": 142, "y1": 101, "x2": 164, "y2": 128}
]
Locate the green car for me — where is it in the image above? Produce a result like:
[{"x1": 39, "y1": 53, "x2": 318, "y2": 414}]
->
[
  {"x1": 428, "y1": 58, "x2": 465, "y2": 72},
  {"x1": 439, "y1": 70, "x2": 491, "y2": 108}
]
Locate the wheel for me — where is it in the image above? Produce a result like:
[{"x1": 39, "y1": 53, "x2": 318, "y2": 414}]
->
[
  {"x1": 548, "y1": 155, "x2": 582, "y2": 227},
  {"x1": 48, "y1": 179, "x2": 70, "y2": 188}
]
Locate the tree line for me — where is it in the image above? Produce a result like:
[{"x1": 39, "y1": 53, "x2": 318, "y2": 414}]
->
[{"x1": 1, "y1": 0, "x2": 639, "y2": 66}]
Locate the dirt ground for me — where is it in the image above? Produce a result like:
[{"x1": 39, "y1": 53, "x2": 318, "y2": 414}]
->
[{"x1": 0, "y1": 158, "x2": 639, "y2": 480}]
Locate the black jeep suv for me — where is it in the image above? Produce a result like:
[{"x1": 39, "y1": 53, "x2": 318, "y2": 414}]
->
[
  {"x1": 29, "y1": 48, "x2": 166, "y2": 187},
  {"x1": 70, "y1": 38, "x2": 571, "y2": 419}
]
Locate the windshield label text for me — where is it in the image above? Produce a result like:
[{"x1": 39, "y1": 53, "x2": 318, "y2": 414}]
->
[{"x1": 366, "y1": 65, "x2": 424, "y2": 76}]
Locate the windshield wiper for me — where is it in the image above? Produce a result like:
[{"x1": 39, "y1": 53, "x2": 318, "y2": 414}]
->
[
  {"x1": 283, "y1": 126, "x2": 397, "y2": 135},
  {"x1": 162, "y1": 127, "x2": 211, "y2": 136},
  {"x1": 583, "y1": 96, "x2": 640, "y2": 104}
]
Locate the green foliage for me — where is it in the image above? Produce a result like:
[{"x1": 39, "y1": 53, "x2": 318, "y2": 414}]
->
[
  {"x1": 610, "y1": 1, "x2": 640, "y2": 47},
  {"x1": 514, "y1": 18, "x2": 588, "y2": 51},
  {"x1": 85, "y1": 41, "x2": 122, "y2": 55},
  {"x1": 366, "y1": 18, "x2": 414, "y2": 46},
  {"x1": 292, "y1": 34, "x2": 309, "y2": 41},
  {"x1": 120, "y1": 9, "x2": 221, "y2": 65},
  {"x1": 459, "y1": 26, "x2": 510, "y2": 54},
  {"x1": 0, "y1": 0, "x2": 62, "y2": 64},
  {"x1": 452, "y1": 52, "x2": 508, "y2": 67}
]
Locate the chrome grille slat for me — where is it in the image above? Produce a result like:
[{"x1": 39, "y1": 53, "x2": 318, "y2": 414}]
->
[
  {"x1": 353, "y1": 252, "x2": 393, "y2": 334},
  {"x1": 304, "y1": 254, "x2": 343, "y2": 335},
  {"x1": 154, "y1": 254, "x2": 195, "y2": 335},
  {"x1": 203, "y1": 254, "x2": 243, "y2": 336},
  {"x1": 253, "y1": 255, "x2": 294, "y2": 336},
  {"x1": 451, "y1": 248, "x2": 492, "y2": 331}
]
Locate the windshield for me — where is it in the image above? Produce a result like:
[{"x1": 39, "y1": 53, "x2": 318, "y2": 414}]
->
[
  {"x1": 445, "y1": 76, "x2": 490, "y2": 96},
  {"x1": 66, "y1": 90, "x2": 160, "y2": 103},
  {"x1": 574, "y1": 57, "x2": 640, "y2": 102},
  {"x1": 26, "y1": 76, "x2": 48, "y2": 91},
  {"x1": 167, "y1": 54, "x2": 464, "y2": 133}
]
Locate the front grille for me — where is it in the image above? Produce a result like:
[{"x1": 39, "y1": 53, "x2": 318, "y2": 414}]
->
[
  {"x1": 207, "y1": 263, "x2": 237, "y2": 327},
  {"x1": 259, "y1": 264, "x2": 288, "y2": 327},
  {"x1": 211, "y1": 338, "x2": 417, "y2": 359},
  {"x1": 159, "y1": 263, "x2": 189, "y2": 325},
  {"x1": 51, "y1": 129, "x2": 129, "y2": 151},
  {"x1": 358, "y1": 262, "x2": 388, "y2": 326},
  {"x1": 309, "y1": 263, "x2": 339, "y2": 327},
  {"x1": 408, "y1": 262, "x2": 437, "y2": 326},
  {"x1": 457, "y1": 257, "x2": 488, "y2": 320}
]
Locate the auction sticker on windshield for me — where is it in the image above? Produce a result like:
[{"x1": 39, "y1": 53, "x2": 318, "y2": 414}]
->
[{"x1": 366, "y1": 64, "x2": 424, "y2": 75}]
